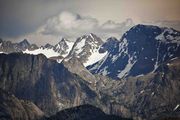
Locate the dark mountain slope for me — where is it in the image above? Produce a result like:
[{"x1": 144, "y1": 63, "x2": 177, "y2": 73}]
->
[
  {"x1": 0, "y1": 53, "x2": 99, "y2": 115},
  {"x1": 88, "y1": 25, "x2": 180, "y2": 79},
  {"x1": 97, "y1": 57, "x2": 180, "y2": 120},
  {"x1": 0, "y1": 89, "x2": 44, "y2": 120}
]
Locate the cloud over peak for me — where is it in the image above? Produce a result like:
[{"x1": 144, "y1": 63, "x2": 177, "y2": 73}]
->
[{"x1": 41, "y1": 11, "x2": 134, "y2": 40}]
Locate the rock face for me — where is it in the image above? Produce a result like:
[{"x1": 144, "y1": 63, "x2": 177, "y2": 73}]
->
[
  {"x1": 0, "y1": 53, "x2": 99, "y2": 115},
  {"x1": 45, "y1": 104, "x2": 132, "y2": 120},
  {"x1": 62, "y1": 57, "x2": 98, "y2": 89},
  {"x1": 87, "y1": 24, "x2": 180, "y2": 79},
  {"x1": 0, "y1": 89, "x2": 44, "y2": 120},
  {"x1": 96, "y1": 58, "x2": 180, "y2": 120}
]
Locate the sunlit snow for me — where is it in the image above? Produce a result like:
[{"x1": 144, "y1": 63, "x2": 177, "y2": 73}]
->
[
  {"x1": 74, "y1": 38, "x2": 86, "y2": 54},
  {"x1": 84, "y1": 50, "x2": 107, "y2": 67},
  {"x1": 173, "y1": 104, "x2": 179, "y2": 111},
  {"x1": 23, "y1": 48, "x2": 60, "y2": 58}
]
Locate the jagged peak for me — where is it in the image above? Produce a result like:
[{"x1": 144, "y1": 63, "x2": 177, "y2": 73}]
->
[
  {"x1": 78, "y1": 33, "x2": 98, "y2": 40},
  {"x1": 60, "y1": 38, "x2": 68, "y2": 42},
  {"x1": 89, "y1": 33, "x2": 97, "y2": 38},
  {"x1": 75, "y1": 33, "x2": 103, "y2": 45},
  {"x1": 57, "y1": 38, "x2": 72, "y2": 45},
  {"x1": 120, "y1": 24, "x2": 163, "y2": 40},
  {"x1": 44, "y1": 43, "x2": 54, "y2": 48},
  {"x1": 19, "y1": 39, "x2": 30, "y2": 45}
]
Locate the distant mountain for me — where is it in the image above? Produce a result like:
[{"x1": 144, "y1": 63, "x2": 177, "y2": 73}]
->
[
  {"x1": 0, "y1": 34, "x2": 107, "y2": 66},
  {"x1": 45, "y1": 104, "x2": 132, "y2": 120},
  {"x1": 18, "y1": 39, "x2": 31, "y2": 49},
  {"x1": 0, "y1": 38, "x2": 74, "y2": 60},
  {"x1": 0, "y1": 39, "x2": 31, "y2": 53},
  {"x1": 23, "y1": 38, "x2": 74, "y2": 60},
  {"x1": 53, "y1": 38, "x2": 74, "y2": 57},
  {"x1": 66, "y1": 33, "x2": 107, "y2": 66},
  {"x1": 87, "y1": 24, "x2": 180, "y2": 79}
]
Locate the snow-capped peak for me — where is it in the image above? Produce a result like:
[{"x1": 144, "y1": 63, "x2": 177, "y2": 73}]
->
[
  {"x1": 54, "y1": 38, "x2": 72, "y2": 54},
  {"x1": 66, "y1": 33, "x2": 105, "y2": 66},
  {"x1": 23, "y1": 38, "x2": 74, "y2": 59},
  {"x1": 87, "y1": 24, "x2": 180, "y2": 79},
  {"x1": 19, "y1": 39, "x2": 30, "y2": 47}
]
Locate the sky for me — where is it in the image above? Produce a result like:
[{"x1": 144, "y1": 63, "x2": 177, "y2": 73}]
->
[{"x1": 0, "y1": 0, "x2": 180, "y2": 45}]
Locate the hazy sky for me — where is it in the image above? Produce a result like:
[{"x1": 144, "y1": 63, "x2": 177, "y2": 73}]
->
[{"x1": 0, "y1": 0, "x2": 180, "y2": 45}]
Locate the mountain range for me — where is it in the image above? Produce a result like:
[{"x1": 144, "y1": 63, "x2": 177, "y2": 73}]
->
[
  {"x1": 0, "y1": 24, "x2": 180, "y2": 120},
  {"x1": 87, "y1": 24, "x2": 180, "y2": 79}
]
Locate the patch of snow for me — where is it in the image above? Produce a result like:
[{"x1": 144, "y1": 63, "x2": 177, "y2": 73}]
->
[
  {"x1": 173, "y1": 104, "x2": 179, "y2": 111},
  {"x1": 96, "y1": 53, "x2": 109, "y2": 71},
  {"x1": 56, "y1": 44, "x2": 60, "y2": 49},
  {"x1": 84, "y1": 49, "x2": 107, "y2": 67},
  {"x1": 171, "y1": 57, "x2": 178, "y2": 60},
  {"x1": 64, "y1": 41, "x2": 74, "y2": 57},
  {"x1": 156, "y1": 28, "x2": 180, "y2": 44},
  {"x1": 88, "y1": 62, "x2": 101, "y2": 71},
  {"x1": 23, "y1": 48, "x2": 60, "y2": 58},
  {"x1": 74, "y1": 38, "x2": 86, "y2": 54},
  {"x1": 140, "y1": 90, "x2": 144, "y2": 94},
  {"x1": 156, "y1": 33, "x2": 165, "y2": 41},
  {"x1": 166, "y1": 28, "x2": 174, "y2": 34},
  {"x1": 57, "y1": 59, "x2": 63, "y2": 63},
  {"x1": 112, "y1": 55, "x2": 119, "y2": 63},
  {"x1": 89, "y1": 34, "x2": 94, "y2": 40},
  {"x1": 166, "y1": 35, "x2": 174, "y2": 40},
  {"x1": 101, "y1": 66, "x2": 109, "y2": 76},
  {"x1": 167, "y1": 63, "x2": 171, "y2": 66},
  {"x1": 119, "y1": 38, "x2": 128, "y2": 52},
  {"x1": 57, "y1": 102, "x2": 64, "y2": 110},
  {"x1": 118, "y1": 56, "x2": 136, "y2": 78},
  {"x1": 153, "y1": 43, "x2": 161, "y2": 72},
  {"x1": 136, "y1": 74, "x2": 144, "y2": 77}
]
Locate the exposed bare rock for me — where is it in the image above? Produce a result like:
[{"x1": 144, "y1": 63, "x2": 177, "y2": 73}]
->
[
  {"x1": 97, "y1": 58, "x2": 180, "y2": 120},
  {"x1": 0, "y1": 53, "x2": 99, "y2": 115},
  {"x1": 0, "y1": 89, "x2": 44, "y2": 120}
]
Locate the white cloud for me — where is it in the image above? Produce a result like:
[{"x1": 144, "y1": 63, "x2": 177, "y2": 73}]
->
[
  {"x1": 40, "y1": 11, "x2": 134, "y2": 41},
  {"x1": 9, "y1": 11, "x2": 134, "y2": 45}
]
